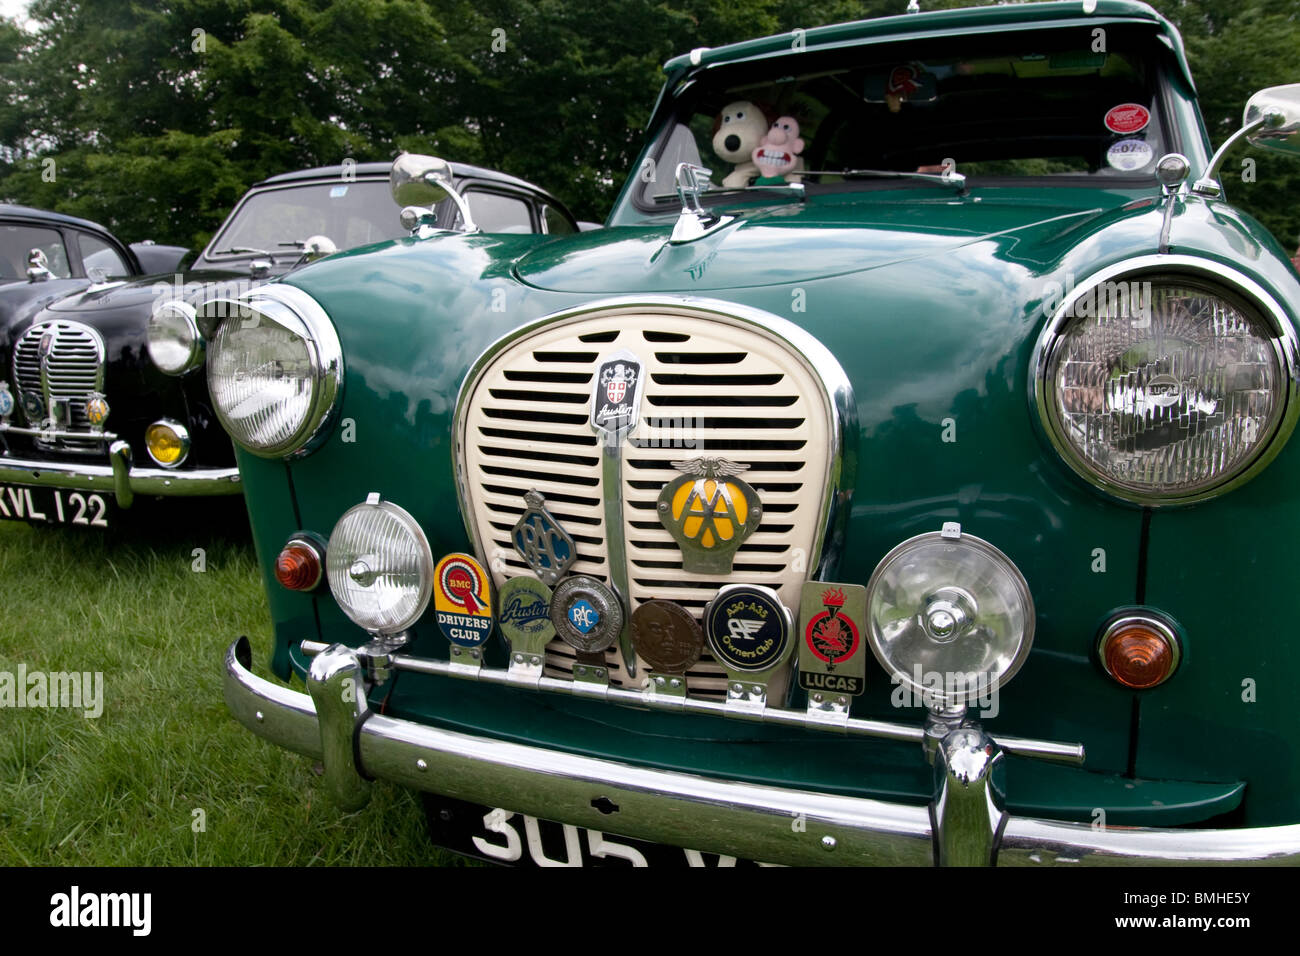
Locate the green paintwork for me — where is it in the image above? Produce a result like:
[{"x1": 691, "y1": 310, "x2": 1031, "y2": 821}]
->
[{"x1": 228, "y1": 1, "x2": 1300, "y2": 829}]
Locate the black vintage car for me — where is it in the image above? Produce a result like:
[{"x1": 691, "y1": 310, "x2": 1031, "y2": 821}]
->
[{"x1": 0, "y1": 161, "x2": 577, "y2": 528}]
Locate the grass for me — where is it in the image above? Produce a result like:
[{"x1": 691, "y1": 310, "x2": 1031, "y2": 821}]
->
[{"x1": 0, "y1": 500, "x2": 459, "y2": 865}]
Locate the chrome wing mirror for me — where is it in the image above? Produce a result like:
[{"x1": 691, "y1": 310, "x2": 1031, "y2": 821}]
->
[
  {"x1": 390, "y1": 153, "x2": 477, "y2": 234},
  {"x1": 1193, "y1": 83, "x2": 1300, "y2": 197}
]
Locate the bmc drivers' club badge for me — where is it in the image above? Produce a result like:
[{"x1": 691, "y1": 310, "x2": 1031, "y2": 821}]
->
[
  {"x1": 658, "y1": 457, "x2": 763, "y2": 574},
  {"x1": 511, "y1": 489, "x2": 576, "y2": 585},
  {"x1": 632, "y1": 600, "x2": 704, "y2": 676},
  {"x1": 498, "y1": 575, "x2": 556, "y2": 658},
  {"x1": 704, "y1": 584, "x2": 794, "y2": 682},
  {"x1": 433, "y1": 553, "x2": 494, "y2": 648},
  {"x1": 798, "y1": 582, "x2": 867, "y2": 697},
  {"x1": 590, "y1": 350, "x2": 645, "y2": 440},
  {"x1": 549, "y1": 575, "x2": 623, "y2": 655}
]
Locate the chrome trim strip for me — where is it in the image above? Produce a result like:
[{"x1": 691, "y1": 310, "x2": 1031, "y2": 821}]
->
[
  {"x1": 0, "y1": 423, "x2": 118, "y2": 442},
  {"x1": 201, "y1": 283, "x2": 343, "y2": 459},
  {"x1": 225, "y1": 640, "x2": 1300, "y2": 866},
  {"x1": 297, "y1": 639, "x2": 1084, "y2": 764},
  {"x1": 1029, "y1": 255, "x2": 1300, "y2": 507},
  {"x1": 451, "y1": 295, "x2": 857, "y2": 582},
  {"x1": 0, "y1": 452, "x2": 241, "y2": 504}
]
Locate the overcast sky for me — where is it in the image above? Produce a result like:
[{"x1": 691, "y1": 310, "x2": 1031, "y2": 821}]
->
[{"x1": 1, "y1": 0, "x2": 29, "y2": 25}]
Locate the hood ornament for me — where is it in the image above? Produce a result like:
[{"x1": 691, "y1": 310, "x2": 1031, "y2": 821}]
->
[
  {"x1": 669, "y1": 163, "x2": 735, "y2": 244},
  {"x1": 657, "y1": 456, "x2": 763, "y2": 574}
]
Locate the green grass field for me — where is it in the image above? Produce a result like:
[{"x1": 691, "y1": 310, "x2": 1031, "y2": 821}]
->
[{"x1": 0, "y1": 502, "x2": 457, "y2": 865}]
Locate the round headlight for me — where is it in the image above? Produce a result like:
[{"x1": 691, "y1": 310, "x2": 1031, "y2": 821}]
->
[
  {"x1": 204, "y1": 285, "x2": 342, "y2": 458},
  {"x1": 865, "y1": 525, "x2": 1034, "y2": 709},
  {"x1": 327, "y1": 494, "x2": 433, "y2": 635},
  {"x1": 147, "y1": 301, "x2": 203, "y2": 375},
  {"x1": 1035, "y1": 261, "x2": 1298, "y2": 504}
]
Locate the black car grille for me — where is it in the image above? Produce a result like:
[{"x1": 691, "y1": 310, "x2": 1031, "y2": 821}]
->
[{"x1": 12, "y1": 320, "x2": 107, "y2": 451}]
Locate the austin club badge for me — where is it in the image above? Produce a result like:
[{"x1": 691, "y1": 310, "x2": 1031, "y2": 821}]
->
[
  {"x1": 590, "y1": 349, "x2": 646, "y2": 440},
  {"x1": 511, "y1": 489, "x2": 576, "y2": 585},
  {"x1": 704, "y1": 584, "x2": 794, "y2": 708},
  {"x1": 549, "y1": 575, "x2": 623, "y2": 656},
  {"x1": 798, "y1": 582, "x2": 867, "y2": 700},
  {"x1": 498, "y1": 575, "x2": 556, "y2": 657},
  {"x1": 657, "y1": 457, "x2": 763, "y2": 574},
  {"x1": 433, "y1": 553, "x2": 494, "y2": 653},
  {"x1": 632, "y1": 600, "x2": 703, "y2": 696}
]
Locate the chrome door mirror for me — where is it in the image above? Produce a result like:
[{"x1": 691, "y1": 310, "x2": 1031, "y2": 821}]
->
[
  {"x1": 390, "y1": 153, "x2": 477, "y2": 233},
  {"x1": 1244, "y1": 84, "x2": 1300, "y2": 157}
]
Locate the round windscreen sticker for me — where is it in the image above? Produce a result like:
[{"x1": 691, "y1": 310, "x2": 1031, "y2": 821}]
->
[
  {"x1": 1107, "y1": 138, "x2": 1154, "y2": 172},
  {"x1": 1104, "y1": 103, "x2": 1150, "y2": 135}
]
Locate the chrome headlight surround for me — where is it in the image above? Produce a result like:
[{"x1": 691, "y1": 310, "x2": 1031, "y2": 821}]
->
[
  {"x1": 203, "y1": 284, "x2": 343, "y2": 459},
  {"x1": 1031, "y1": 255, "x2": 1300, "y2": 506},
  {"x1": 147, "y1": 300, "x2": 204, "y2": 375}
]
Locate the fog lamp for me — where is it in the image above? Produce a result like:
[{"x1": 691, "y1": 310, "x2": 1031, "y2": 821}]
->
[
  {"x1": 865, "y1": 523, "x2": 1034, "y2": 708},
  {"x1": 327, "y1": 493, "x2": 433, "y2": 635},
  {"x1": 276, "y1": 535, "x2": 325, "y2": 591},
  {"x1": 1098, "y1": 613, "x2": 1181, "y2": 689},
  {"x1": 145, "y1": 419, "x2": 190, "y2": 467}
]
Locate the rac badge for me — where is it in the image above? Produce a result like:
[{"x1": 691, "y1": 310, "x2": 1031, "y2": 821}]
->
[
  {"x1": 590, "y1": 349, "x2": 646, "y2": 440},
  {"x1": 797, "y1": 582, "x2": 867, "y2": 697},
  {"x1": 433, "y1": 553, "x2": 494, "y2": 648},
  {"x1": 657, "y1": 457, "x2": 763, "y2": 574},
  {"x1": 549, "y1": 575, "x2": 623, "y2": 655},
  {"x1": 511, "y1": 489, "x2": 576, "y2": 585}
]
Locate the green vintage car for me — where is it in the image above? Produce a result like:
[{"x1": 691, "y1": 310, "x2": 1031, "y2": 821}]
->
[{"x1": 212, "y1": 1, "x2": 1300, "y2": 865}]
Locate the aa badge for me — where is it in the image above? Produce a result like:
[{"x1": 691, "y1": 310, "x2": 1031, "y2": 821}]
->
[
  {"x1": 549, "y1": 575, "x2": 623, "y2": 655},
  {"x1": 798, "y1": 582, "x2": 867, "y2": 698},
  {"x1": 498, "y1": 575, "x2": 556, "y2": 657},
  {"x1": 511, "y1": 489, "x2": 576, "y2": 585},
  {"x1": 632, "y1": 600, "x2": 704, "y2": 677},
  {"x1": 433, "y1": 553, "x2": 494, "y2": 648},
  {"x1": 590, "y1": 349, "x2": 646, "y2": 440},
  {"x1": 657, "y1": 457, "x2": 763, "y2": 574}
]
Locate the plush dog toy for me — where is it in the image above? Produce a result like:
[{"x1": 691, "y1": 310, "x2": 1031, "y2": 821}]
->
[
  {"x1": 712, "y1": 101, "x2": 772, "y2": 187},
  {"x1": 751, "y1": 116, "x2": 805, "y2": 185}
]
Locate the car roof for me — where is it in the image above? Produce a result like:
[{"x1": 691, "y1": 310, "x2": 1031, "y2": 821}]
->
[
  {"x1": 662, "y1": 1, "x2": 1191, "y2": 87},
  {"x1": 0, "y1": 203, "x2": 116, "y2": 235},
  {"x1": 257, "y1": 160, "x2": 549, "y2": 195}
]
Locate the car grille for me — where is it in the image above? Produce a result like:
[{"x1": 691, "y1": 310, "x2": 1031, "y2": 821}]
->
[
  {"x1": 12, "y1": 319, "x2": 107, "y2": 452},
  {"x1": 458, "y1": 304, "x2": 837, "y2": 699}
]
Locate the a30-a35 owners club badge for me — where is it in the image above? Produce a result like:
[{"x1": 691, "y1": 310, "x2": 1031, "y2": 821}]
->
[
  {"x1": 433, "y1": 553, "x2": 494, "y2": 648},
  {"x1": 704, "y1": 584, "x2": 793, "y2": 675},
  {"x1": 798, "y1": 582, "x2": 867, "y2": 696},
  {"x1": 549, "y1": 575, "x2": 624, "y2": 654},
  {"x1": 511, "y1": 489, "x2": 576, "y2": 585},
  {"x1": 590, "y1": 349, "x2": 646, "y2": 440},
  {"x1": 658, "y1": 457, "x2": 763, "y2": 574},
  {"x1": 498, "y1": 575, "x2": 556, "y2": 657}
]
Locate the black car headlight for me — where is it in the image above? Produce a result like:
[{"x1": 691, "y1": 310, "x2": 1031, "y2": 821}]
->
[
  {"x1": 203, "y1": 285, "x2": 342, "y2": 458},
  {"x1": 1033, "y1": 258, "x2": 1299, "y2": 505}
]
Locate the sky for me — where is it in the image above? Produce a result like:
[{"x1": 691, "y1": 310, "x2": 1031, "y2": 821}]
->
[{"x1": 0, "y1": 0, "x2": 29, "y2": 25}]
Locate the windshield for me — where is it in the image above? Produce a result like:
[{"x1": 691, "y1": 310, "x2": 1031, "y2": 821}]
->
[
  {"x1": 205, "y1": 179, "x2": 405, "y2": 260},
  {"x1": 635, "y1": 25, "x2": 1174, "y2": 208}
]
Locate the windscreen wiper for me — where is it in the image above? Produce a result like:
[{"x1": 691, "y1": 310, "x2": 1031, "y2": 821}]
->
[{"x1": 802, "y1": 168, "x2": 968, "y2": 190}]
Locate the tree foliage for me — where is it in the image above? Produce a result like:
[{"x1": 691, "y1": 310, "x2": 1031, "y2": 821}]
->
[{"x1": 0, "y1": 0, "x2": 1295, "y2": 251}]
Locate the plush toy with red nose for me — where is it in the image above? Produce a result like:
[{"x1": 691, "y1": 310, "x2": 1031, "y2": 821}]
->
[
  {"x1": 752, "y1": 116, "x2": 805, "y2": 185},
  {"x1": 712, "y1": 101, "x2": 773, "y2": 187}
]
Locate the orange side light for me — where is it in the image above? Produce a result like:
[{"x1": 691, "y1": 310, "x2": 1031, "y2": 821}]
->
[{"x1": 1101, "y1": 622, "x2": 1177, "y2": 689}]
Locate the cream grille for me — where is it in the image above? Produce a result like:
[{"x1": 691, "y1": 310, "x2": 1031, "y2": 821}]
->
[
  {"x1": 13, "y1": 319, "x2": 106, "y2": 451},
  {"x1": 459, "y1": 307, "x2": 835, "y2": 697}
]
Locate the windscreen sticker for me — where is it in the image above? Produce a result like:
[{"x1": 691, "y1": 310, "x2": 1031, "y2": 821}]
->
[
  {"x1": 1106, "y1": 138, "x2": 1154, "y2": 172},
  {"x1": 329, "y1": 185, "x2": 349, "y2": 198},
  {"x1": 1104, "y1": 103, "x2": 1150, "y2": 135}
]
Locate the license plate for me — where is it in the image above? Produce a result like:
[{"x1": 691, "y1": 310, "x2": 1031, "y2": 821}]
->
[
  {"x1": 424, "y1": 796, "x2": 768, "y2": 867},
  {"x1": 0, "y1": 484, "x2": 111, "y2": 528}
]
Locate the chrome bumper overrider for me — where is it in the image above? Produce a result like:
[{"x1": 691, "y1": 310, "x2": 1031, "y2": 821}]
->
[
  {"x1": 0, "y1": 442, "x2": 240, "y2": 508},
  {"x1": 224, "y1": 639, "x2": 1300, "y2": 866}
]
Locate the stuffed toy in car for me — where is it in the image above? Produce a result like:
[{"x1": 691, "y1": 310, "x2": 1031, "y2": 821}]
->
[
  {"x1": 752, "y1": 116, "x2": 805, "y2": 185},
  {"x1": 712, "y1": 101, "x2": 773, "y2": 187}
]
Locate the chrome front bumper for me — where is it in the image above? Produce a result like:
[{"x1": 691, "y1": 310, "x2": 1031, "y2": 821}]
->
[
  {"x1": 0, "y1": 441, "x2": 241, "y2": 508},
  {"x1": 224, "y1": 639, "x2": 1300, "y2": 866}
]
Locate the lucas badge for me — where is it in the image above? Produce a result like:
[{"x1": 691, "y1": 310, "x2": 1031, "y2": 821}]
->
[
  {"x1": 590, "y1": 349, "x2": 645, "y2": 440},
  {"x1": 798, "y1": 582, "x2": 867, "y2": 698}
]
